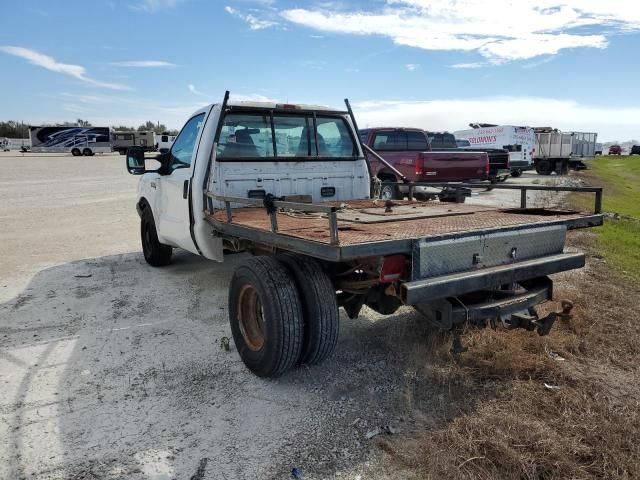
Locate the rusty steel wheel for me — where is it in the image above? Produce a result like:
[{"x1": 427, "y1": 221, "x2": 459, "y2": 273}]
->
[
  {"x1": 237, "y1": 284, "x2": 266, "y2": 352},
  {"x1": 228, "y1": 256, "x2": 304, "y2": 377}
]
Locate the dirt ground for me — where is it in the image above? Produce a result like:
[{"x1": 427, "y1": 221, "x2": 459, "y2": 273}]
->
[{"x1": 1, "y1": 154, "x2": 636, "y2": 479}]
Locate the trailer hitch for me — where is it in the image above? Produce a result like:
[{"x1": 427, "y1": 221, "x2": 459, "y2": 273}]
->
[{"x1": 506, "y1": 299, "x2": 573, "y2": 336}]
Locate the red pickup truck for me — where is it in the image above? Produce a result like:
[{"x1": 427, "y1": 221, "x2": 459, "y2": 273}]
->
[{"x1": 359, "y1": 128, "x2": 489, "y2": 199}]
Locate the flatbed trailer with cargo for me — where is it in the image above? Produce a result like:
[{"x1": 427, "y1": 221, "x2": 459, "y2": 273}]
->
[{"x1": 125, "y1": 91, "x2": 603, "y2": 378}]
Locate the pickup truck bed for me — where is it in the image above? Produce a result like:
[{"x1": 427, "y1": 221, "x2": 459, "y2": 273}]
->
[{"x1": 206, "y1": 198, "x2": 602, "y2": 261}]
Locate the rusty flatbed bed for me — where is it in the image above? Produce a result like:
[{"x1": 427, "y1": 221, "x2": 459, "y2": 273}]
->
[{"x1": 205, "y1": 198, "x2": 603, "y2": 262}]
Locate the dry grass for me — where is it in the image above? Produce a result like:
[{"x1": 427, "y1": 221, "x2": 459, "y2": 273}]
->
[{"x1": 380, "y1": 230, "x2": 640, "y2": 480}]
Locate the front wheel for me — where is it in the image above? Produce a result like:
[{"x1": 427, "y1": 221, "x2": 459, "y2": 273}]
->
[
  {"x1": 229, "y1": 257, "x2": 304, "y2": 377},
  {"x1": 140, "y1": 208, "x2": 172, "y2": 266},
  {"x1": 511, "y1": 168, "x2": 522, "y2": 178}
]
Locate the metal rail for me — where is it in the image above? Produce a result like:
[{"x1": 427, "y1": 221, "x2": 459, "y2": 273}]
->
[
  {"x1": 206, "y1": 183, "x2": 603, "y2": 249},
  {"x1": 394, "y1": 182, "x2": 603, "y2": 214},
  {"x1": 206, "y1": 193, "x2": 340, "y2": 245}
]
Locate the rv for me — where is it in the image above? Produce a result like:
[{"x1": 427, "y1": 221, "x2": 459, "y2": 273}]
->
[
  {"x1": 112, "y1": 131, "x2": 157, "y2": 155},
  {"x1": 29, "y1": 126, "x2": 112, "y2": 156},
  {"x1": 156, "y1": 133, "x2": 176, "y2": 153},
  {"x1": 454, "y1": 124, "x2": 535, "y2": 177}
]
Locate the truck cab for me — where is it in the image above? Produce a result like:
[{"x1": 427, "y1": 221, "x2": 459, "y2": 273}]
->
[{"x1": 128, "y1": 100, "x2": 370, "y2": 263}]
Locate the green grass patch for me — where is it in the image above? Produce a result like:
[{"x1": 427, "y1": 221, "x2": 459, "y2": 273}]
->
[{"x1": 573, "y1": 155, "x2": 640, "y2": 280}]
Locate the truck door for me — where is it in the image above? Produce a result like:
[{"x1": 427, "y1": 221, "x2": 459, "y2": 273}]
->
[{"x1": 155, "y1": 113, "x2": 205, "y2": 254}]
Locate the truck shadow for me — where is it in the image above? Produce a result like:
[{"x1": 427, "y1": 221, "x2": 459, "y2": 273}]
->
[{"x1": 1, "y1": 251, "x2": 506, "y2": 479}]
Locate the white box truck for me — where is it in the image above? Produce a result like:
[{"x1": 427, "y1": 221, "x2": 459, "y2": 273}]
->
[
  {"x1": 454, "y1": 125, "x2": 535, "y2": 177},
  {"x1": 28, "y1": 126, "x2": 112, "y2": 156}
]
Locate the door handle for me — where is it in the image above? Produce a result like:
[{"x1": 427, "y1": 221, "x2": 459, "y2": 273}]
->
[{"x1": 183, "y1": 179, "x2": 189, "y2": 199}]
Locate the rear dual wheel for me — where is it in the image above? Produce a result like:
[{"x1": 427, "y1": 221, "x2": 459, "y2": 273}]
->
[{"x1": 228, "y1": 255, "x2": 339, "y2": 377}]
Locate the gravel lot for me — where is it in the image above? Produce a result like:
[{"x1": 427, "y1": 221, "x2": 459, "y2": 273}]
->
[{"x1": 0, "y1": 153, "x2": 564, "y2": 479}]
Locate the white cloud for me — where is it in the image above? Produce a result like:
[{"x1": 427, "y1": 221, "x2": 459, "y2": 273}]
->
[
  {"x1": 278, "y1": 1, "x2": 640, "y2": 62},
  {"x1": 132, "y1": 0, "x2": 184, "y2": 12},
  {"x1": 110, "y1": 60, "x2": 176, "y2": 67},
  {"x1": 188, "y1": 84, "x2": 204, "y2": 95},
  {"x1": 225, "y1": 6, "x2": 278, "y2": 29},
  {"x1": 353, "y1": 97, "x2": 638, "y2": 141},
  {"x1": 450, "y1": 62, "x2": 484, "y2": 69},
  {"x1": 405, "y1": 63, "x2": 419, "y2": 71},
  {"x1": 0, "y1": 46, "x2": 130, "y2": 90}
]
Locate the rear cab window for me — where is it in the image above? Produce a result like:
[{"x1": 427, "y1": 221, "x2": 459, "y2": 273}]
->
[
  {"x1": 372, "y1": 130, "x2": 428, "y2": 151},
  {"x1": 216, "y1": 110, "x2": 357, "y2": 160}
]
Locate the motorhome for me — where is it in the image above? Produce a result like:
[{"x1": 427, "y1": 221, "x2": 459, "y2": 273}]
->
[{"x1": 112, "y1": 131, "x2": 157, "y2": 154}]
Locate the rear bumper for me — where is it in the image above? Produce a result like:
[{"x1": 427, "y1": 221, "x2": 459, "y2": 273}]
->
[{"x1": 401, "y1": 252, "x2": 585, "y2": 304}]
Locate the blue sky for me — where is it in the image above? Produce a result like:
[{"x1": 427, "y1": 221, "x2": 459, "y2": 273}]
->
[{"x1": 1, "y1": 0, "x2": 639, "y2": 140}]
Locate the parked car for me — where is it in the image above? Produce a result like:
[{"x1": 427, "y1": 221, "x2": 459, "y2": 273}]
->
[
  {"x1": 608, "y1": 145, "x2": 622, "y2": 155},
  {"x1": 359, "y1": 127, "x2": 489, "y2": 199},
  {"x1": 630, "y1": 145, "x2": 640, "y2": 155}
]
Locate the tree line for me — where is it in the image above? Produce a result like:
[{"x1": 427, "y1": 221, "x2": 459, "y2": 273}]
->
[{"x1": 0, "y1": 119, "x2": 178, "y2": 138}]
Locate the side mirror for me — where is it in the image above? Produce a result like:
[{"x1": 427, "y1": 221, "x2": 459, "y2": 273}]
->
[{"x1": 126, "y1": 146, "x2": 146, "y2": 175}]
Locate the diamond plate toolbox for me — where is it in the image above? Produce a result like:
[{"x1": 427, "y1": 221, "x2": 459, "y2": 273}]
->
[{"x1": 412, "y1": 225, "x2": 567, "y2": 279}]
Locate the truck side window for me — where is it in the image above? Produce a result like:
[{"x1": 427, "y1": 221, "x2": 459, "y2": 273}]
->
[{"x1": 169, "y1": 113, "x2": 205, "y2": 171}]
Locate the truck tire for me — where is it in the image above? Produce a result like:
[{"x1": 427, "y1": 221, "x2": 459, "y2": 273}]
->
[
  {"x1": 229, "y1": 256, "x2": 304, "y2": 377},
  {"x1": 379, "y1": 178, "x2": 400, "y2": 200},
  {"x1": 71, "y1": 148, "x2": 81, "y2": 157},
  {"x1": 535, "y1": 159, "x2": 554, "y2": 175},
  {"x1": 511, "y1": 168, "x2": 522, "y2": 178},
  {"x1": 82, "y1": 148, "x2": 93, "y2": 156},
  {"x1": 140, "y1": 208, "x2": 172, "y2": 266},
  {"x1": 278, "y1": 254, "x2": 339, "y2": 365}
]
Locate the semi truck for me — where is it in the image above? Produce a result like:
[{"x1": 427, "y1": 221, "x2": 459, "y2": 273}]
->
[
  {"x1": 125, "y1": 91, "x2": 603, "y2": 378},
  {"x1": 112, "y1": 130, "x2": 157, "y2": 154},
  {"x1": 454, "y1": 125, "x2": 536, "y2": 178},
  {"x1": 28, "y1": 126, "x2": 112, "y2": 156}
]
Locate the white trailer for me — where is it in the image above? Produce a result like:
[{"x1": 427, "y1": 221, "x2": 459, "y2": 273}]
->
[
  {"x1": 454, "y1": 125, "x2": 535, "y2": 177},
  {"x1": 29, "y1": 126, "x2": 112, "y2": 156},
  {"x1": 157, "y1": 133, "x2": 176, "y2": 153},
  {"x1": 533, "y1": 128, "x2": 597, "y2": 175},
  {"x1": 112, "y1": 131, "x2": 157, "y2": 154}
]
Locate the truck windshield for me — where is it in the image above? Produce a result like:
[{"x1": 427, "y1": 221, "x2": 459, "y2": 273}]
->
[{"x1": 216, "y1": 111, "x2": 357, "y2": 160}]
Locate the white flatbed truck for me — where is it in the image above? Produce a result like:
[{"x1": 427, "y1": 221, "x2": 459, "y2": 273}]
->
[{"x1": 126, "y1": 91, "x2": 603, "y2": 377}]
